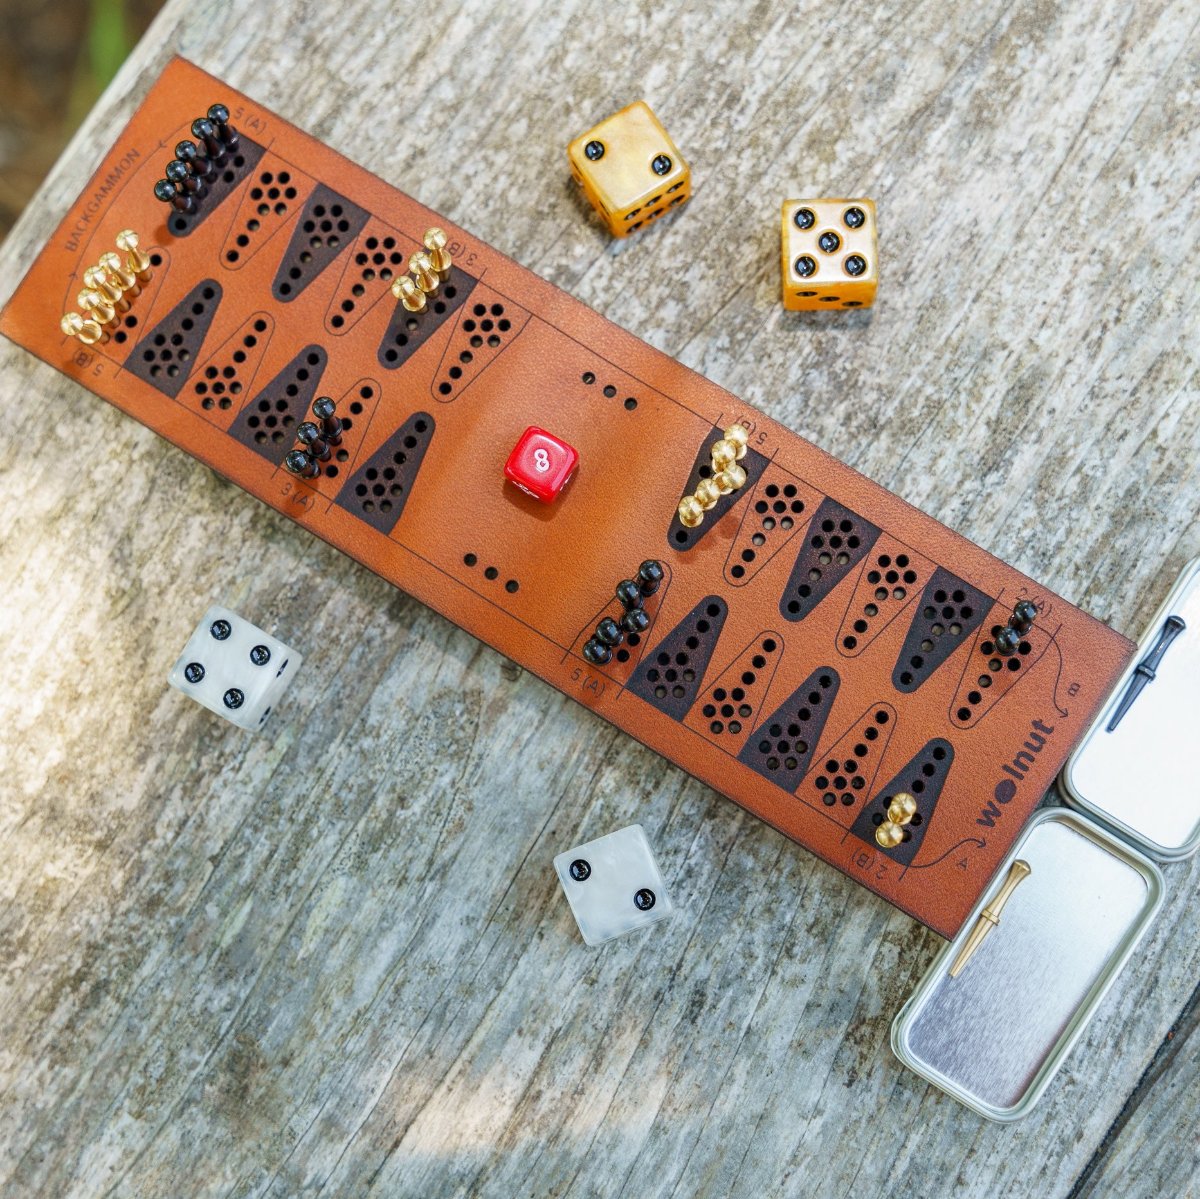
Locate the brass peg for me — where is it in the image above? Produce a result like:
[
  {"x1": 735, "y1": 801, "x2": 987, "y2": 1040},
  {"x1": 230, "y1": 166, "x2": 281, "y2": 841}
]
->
[
  {"x1": 694, "y1": 477, "x2": 722, "y2": 510},
  {"x1": 710, "y1": 438, "x2": 738, "y2": 472},
  {"x1": 84, "y1": 265, "x2": 129, "y2": 312},
  {"x1": 409, "y1": 251, "x2": 440, "y2": 294},
  {"x1": 423, "y1": 227, "x2": 452, "y2": 278},
  {"x1": 876, "y1": 791, "x2": 917, "y2": 848},
  {"x1": 678, "y1": 495, "x2": 704, "y2": 528},
  {"x1": 887, "y1": 792, "x2": 917, "y2": 825},
  {"x1": 716, "y1": 462, "x2": 747, "y2": 492},
  {"x1": 948, "y1": 859, "x2": 1032, "y2": 979},
  {"x1": 78, "y1": 288, "x2": 117, "y2": 326},
  {"x1": 875, "y1": 821, "x2": 904, "y2": 849},
  {"x1": 723, "y1": 424, "x2": 749, "y2": 460},
  {"x1": 391, "y1": 274, "x2": 427, "y2": 313},
  {"x1": 115, "y1": 229, "x2": 153, "y2": 282},
  {"x1": 99, "y1": 250, "x2": 139, "y2": 297},
  {"x1": 61, "y1": 312, "x2": 108, "y2": 345}
]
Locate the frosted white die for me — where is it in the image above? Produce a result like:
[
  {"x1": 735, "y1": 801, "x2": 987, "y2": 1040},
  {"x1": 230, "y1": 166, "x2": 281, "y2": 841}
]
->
[
  {"x1": 168, "y1": 605, "x2": 302, "y2": 730},
  {"x1": 554, "y1": 824, "x2": 675, "y2": 946}
]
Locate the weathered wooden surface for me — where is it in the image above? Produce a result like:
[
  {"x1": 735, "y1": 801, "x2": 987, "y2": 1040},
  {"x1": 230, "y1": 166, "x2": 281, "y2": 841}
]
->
[{"x1": 0, "y1": 1, "x2": 1197, "y2": 1195}]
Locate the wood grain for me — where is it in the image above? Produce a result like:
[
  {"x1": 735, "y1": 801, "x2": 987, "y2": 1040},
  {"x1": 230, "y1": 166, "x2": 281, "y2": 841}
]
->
[{"x1": 0, "y1": 1, "x2": 1196, "y2": 1196}]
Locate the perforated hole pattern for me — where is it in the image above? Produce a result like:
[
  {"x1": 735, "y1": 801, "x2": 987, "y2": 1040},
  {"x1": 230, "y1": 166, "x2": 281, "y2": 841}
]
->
[
  {"x1": 381, "y1": 285, "x2": 458, "y2": 364},
  {"x1": 436, "y1": 302, "x2": 512, "y2": 395},
  {"x1": 815, "y1": 709, "x2": 891, "y2": 805},
  {"x1": 842, "y1": 551, "x2": 920, "y2": 650},
  {"x1": 352, "y1": 416, "x2": 431, "y2": 515},
  {"x1": 277, "y1": 201, "x2": 352, "y2": 298},
  {"x1": 194, "y1": 317, "x2": 269, "y2": 410},
  {"x1": 330, "y1": 234, "x2": 406, "y2": 328},
  {"x1": 643, "y1": 602, "x2": 723, "y2": 702},
  {"x1": 462, "y1": 552, "x2": 519, "y2": 594},
  {"x1": 139, "y1": 284, "x2": 217, "y2": 380},
  {"x1": 243, "y1": 349, "x2": 322, "y2": 444},
  {"x1": 753, "y1": 672, "x2": 837, "y2": 774},
  {"x1": 226, "y1": 169, "x2": 299, "y2": 264},
  {"x1": 896, "y1": 586, "x2": 976, "y2": 688},
  {"x1": 700, "y1": 637, "x2": 778, "y2": 735},
  {"x1": 730, "y1": 482, "x2": 806, "y2": 579},
  {"x1": 580, "y1": 370, "x2": 639, "y2": 411},
  {"x1": 955, "y1": 625, "x2": 1035, "y2": 720},
  {"x1": 784, "y1": 515, "x2": 863, "y2": 615},
  {"x1": 868, "y1": 744, "x2": 947, "y2": 841}
]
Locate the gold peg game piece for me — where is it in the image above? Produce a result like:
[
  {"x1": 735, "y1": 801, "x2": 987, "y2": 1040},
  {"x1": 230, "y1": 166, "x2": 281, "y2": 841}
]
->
[
  {"x1": 84, "y1": 264, "x2": 129, "y2": 313},
  {"x1": 116, "y1": 229, "x2": 153, "y2": 282},
  {"x1": 409, "y1": 251, "x2": 440, "y2": 294},
  {"x1": 694, "y1": 477, "x2": 722, "y2": 510},
  {"x1": 391, "y1": 275, "x2": 427, "y2": 313},
  {"x1": 99, "y1": 250, "x2": 140, "y2": 298},
  {"x1": 78, "y1": 288, "x2": 117, "y2": 326},
  {"x1": 61, "y1": 312, "x2": 109, "y2": 346},
  {"x1": 875, "y1": 821, "x2": 904, "y2": 849},
  {"x1": 675, "y1": 429, "x2": 752, "y2": 531},
  {"x1": 723, "y1": 423, "x2": 749, "y2": 459},
  {"x1": 948, "y1": 859, "x2": 1032, "y2": 979},
  {"x1": 423, "y1": 227, "x2": 452, "y2": 278},
  {"x1": 678, "y1": 495, "x2": 704, "y2": 528},
  {"x1": 710, "y1": 438, "x2": 738, "y2": 472},
  {"x1": 887, "y1": 791, "x2": 917, "y2": 825},
  {"x1": 875, "y1": 791, "x2": 917, "y2": 848},
  {"x1": 716, "y1": 462, "x2": 747, "y2": 492}
]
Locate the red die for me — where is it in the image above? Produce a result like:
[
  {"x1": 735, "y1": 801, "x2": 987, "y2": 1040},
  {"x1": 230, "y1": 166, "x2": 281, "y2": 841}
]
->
[{"x1": 504, "y1": 426, "x2": 579, "y2": 503}]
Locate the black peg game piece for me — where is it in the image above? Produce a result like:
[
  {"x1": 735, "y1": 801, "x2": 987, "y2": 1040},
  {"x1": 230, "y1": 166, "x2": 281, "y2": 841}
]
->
[
  {"x1": 993, "y1": 626, "x2": 1020, "y2": 656},
  {"x1": 191, "y1": 116, "x2": 224, "y2": 161},
  {"x1": 207, "y1": 102, "x2": 240, "y2": 151},
  {"x1": 620, "y1": 608, "x2": 650, "y2": 636},
  {"x1": 296, "y1": 421, "x2": 331, "y2": 461},
  {"x1": 165, "y1": 157, "x2": 203, "y2": 197},
  {"x1": 284, "y1": 448, "x2": 320, "y2": 478},
  {"x1": 154, "y1": 178, "x2": 194, "y2": 213},
  {"x1": 1105, "y1": 613, "x2": 1187, "y2": 733},
  {"x1": 583, "y1": 638, "x2": 611, "y2": 665},
  {"x1": 1010, "y1": 599, "x2": 1037, "y2": 636},
  {"x1": 312, "y1": 396, "x2": 344, "y2": 445},
  {"x1": 615, "y1": 579, "x2": 642, "y2": 610},
  {"x1": 175, "y1": 138, "x2": 214, "y2": 180},
  {"x1": 595, "y1": 617, "x2": 623, "y2": 647},
  {"x1": 637, "y1": 560, "x2": 664, "y2": 596}
]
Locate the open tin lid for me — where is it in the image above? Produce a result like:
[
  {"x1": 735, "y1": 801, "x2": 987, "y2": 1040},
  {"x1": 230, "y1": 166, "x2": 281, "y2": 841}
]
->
[
  {"x1": 1061, "y1": 555, "x2": 1200, "y2": 861},
  {"x1": 891, "y1": 809, "x2": 1163, "y2": 1120}
]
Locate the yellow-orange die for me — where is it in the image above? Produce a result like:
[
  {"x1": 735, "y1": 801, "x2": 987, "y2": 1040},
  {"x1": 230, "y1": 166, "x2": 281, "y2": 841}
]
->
[
  {"x1": 567, "y1": 101, "x2": 690, "y2": 237},
  {"x1": 781, "y1": 199, "x2": 877, "y2": 310}
]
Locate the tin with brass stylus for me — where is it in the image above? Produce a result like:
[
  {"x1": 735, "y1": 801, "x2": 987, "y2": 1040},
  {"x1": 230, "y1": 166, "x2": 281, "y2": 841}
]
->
[{"x1": 891, "y1": 809, "x2": 1162, "y2": 1122}]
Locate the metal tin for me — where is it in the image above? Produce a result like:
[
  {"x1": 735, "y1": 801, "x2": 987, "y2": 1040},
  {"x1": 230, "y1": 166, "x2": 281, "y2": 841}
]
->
[
  {"x1": 891, "y1": 808, "x2": 1163, "y2": 1121},
  {"x1": 1062, "y1": 555, "x2": 1200, "y2": 861}
]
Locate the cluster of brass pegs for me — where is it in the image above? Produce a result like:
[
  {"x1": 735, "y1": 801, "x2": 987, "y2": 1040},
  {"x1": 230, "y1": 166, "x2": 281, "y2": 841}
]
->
[
  {"x1": 677, "y1": 425, "x2": 750, "y2": 528},
  {"x1": 60, "y1": 230, "x2": 153, "y2": 346},
  {"x1": 390, "y1": 228, "x2": 454, "y2": 312},
  {"x1": 875, "y1": 791, "x2": 918, "y2": 848}
]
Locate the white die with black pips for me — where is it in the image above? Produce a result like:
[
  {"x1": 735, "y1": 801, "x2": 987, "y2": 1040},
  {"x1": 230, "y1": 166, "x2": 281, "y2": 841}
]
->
[
  {"x1": 554, "y1": 824, "x2": 675, "y2": 946},
  {"x1": 168, "y1": 605, "x2": 303, "y2": 730}
]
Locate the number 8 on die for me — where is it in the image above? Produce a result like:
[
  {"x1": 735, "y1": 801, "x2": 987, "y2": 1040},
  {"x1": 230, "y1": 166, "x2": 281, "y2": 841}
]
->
[{"x1": 504, "y1": 426, "x2": 579, "y2": 504}]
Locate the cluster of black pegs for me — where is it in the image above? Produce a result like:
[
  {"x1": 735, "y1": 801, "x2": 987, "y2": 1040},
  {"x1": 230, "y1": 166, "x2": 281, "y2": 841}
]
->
[
  {"x1": 582, "y1": 561, "x2": 665, "y2": 665},
  {"x1": 283, "y1": 398, "x2": 345, "y2": 478},
  {"x1": 992, "y1": 598, "x2": 1037, "y2": 657},
  {"x1": 153, "y1": 103, "x2": 240, "y2": 215}
]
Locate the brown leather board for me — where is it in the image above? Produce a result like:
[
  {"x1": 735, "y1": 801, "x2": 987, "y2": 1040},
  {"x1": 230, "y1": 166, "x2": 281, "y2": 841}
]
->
[{"x1": 0, "y1": 58, "x2": 1133, "y2": 937}]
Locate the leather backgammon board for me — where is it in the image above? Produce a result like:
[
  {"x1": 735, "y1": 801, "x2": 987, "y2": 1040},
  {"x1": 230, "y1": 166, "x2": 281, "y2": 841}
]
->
[{"x1": 0, "y1": 57, "x2": 1134, "y2": 937}]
